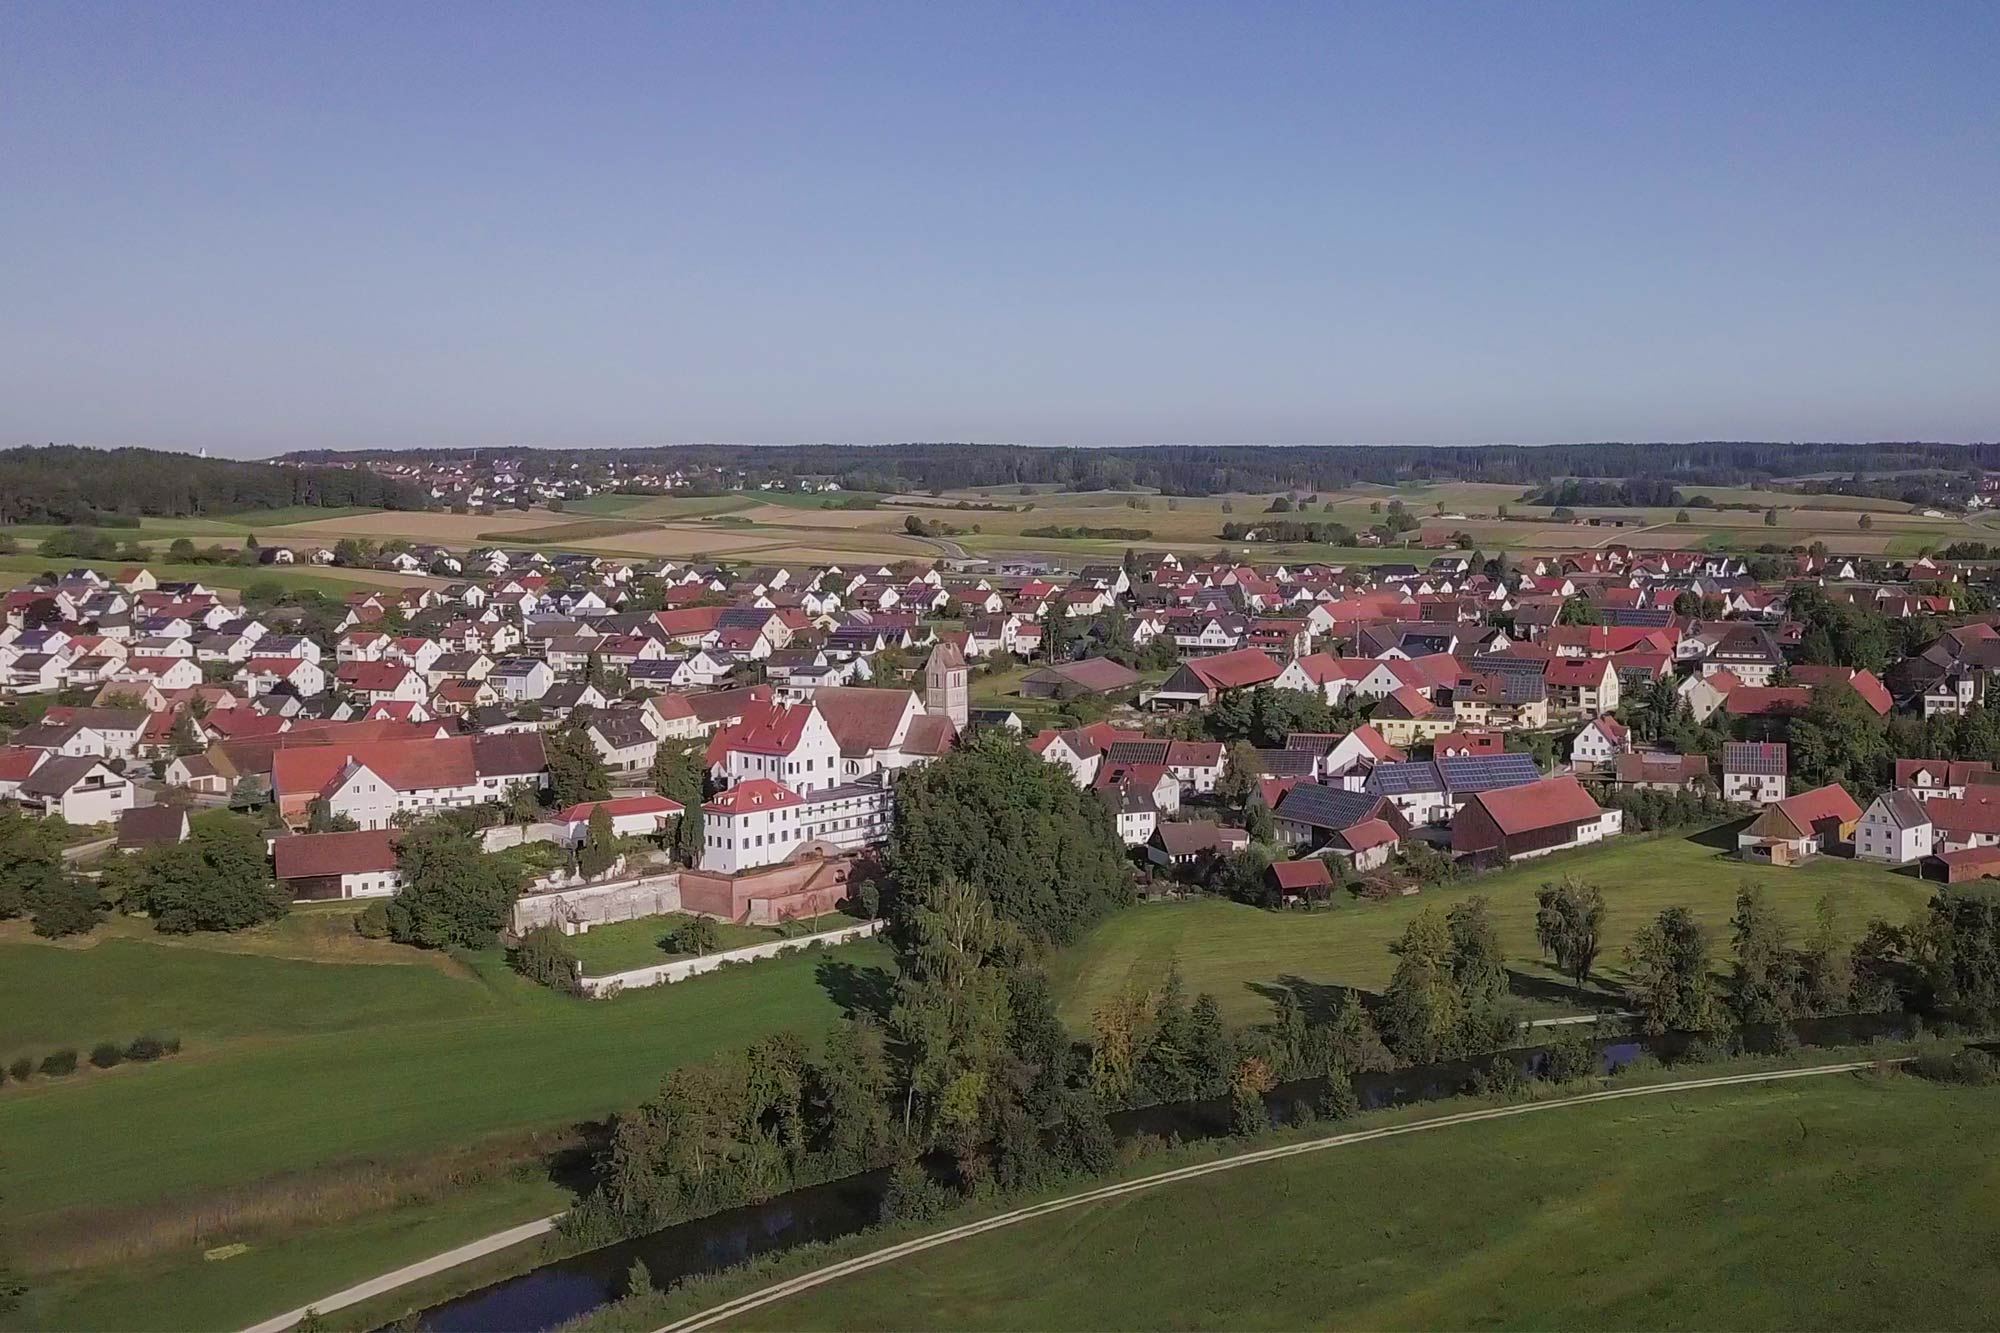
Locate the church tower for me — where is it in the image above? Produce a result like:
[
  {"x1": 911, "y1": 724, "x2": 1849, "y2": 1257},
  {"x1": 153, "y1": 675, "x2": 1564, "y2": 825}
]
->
[{"x1": 923, "y1": 640, "x2": 969, "y2": 729}]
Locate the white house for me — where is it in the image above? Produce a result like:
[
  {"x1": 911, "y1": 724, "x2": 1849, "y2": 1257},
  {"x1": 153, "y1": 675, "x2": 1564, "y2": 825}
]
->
[
  {"x1": 553, "y1": 795, "x2": 685, "y2": 844},
  {"x1": 711, "y1": 702, "x2": 844, "y2": 795},
  {"x1": 490, "y1": 658, "x2": 555, "y2": 702},
  {"x1": 1570, "y1": 716, "x2": 1631, "y2": 768},
  {"x1": 699, "y1": 778, "x2": 807, "y2": 874},
  {"x1": 1855, "y1": 790, "x2": 1934, "y2": 866},
  {"x1": 16, "y1": 755, "x2": 134, "y2": 825}
]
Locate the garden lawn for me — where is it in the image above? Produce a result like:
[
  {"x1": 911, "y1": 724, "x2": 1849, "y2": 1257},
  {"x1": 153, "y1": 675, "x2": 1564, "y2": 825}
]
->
[
  {"x1": 1048, "y1": 826, "x2": 1934, "y2": 1027},
  {"x1": 0, "y1": 931, "x2": 895, "y2": 1228},
  {"x1": 566, "y1": 912, "x2": 789, "y2": 975},
  {"x1": 710, "y1": 1073, "x2": 2000, "y2": 1331}
]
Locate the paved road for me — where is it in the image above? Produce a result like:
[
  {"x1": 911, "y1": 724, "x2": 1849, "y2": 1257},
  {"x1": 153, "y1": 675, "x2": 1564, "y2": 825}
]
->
[
  {"x1": 653, "y1": 1059, "x2": 1890, "y2": 1333},
  {"x1": 238, "y1": 1213, "x2": 563, "y2": 1333},
  {"x1": 61, "y1": 835, "x2": 116, "y2": 863}
]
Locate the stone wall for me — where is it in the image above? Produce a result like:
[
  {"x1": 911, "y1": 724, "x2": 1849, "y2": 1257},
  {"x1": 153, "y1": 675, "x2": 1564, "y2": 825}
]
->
[{"x1": 511, "y1": 872, "x2": 682, "y2": 935}]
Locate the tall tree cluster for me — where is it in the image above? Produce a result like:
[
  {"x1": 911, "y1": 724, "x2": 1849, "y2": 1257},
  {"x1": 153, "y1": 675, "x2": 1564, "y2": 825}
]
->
[{"x1": 888, "y1": 733, "x2": 1131, "y2": 946}]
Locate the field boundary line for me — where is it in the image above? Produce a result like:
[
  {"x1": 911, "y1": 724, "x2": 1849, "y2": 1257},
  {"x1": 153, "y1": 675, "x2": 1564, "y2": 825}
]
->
[{"x1": 655, "y1": 1059, "x2": 1889, "y2": 1332}]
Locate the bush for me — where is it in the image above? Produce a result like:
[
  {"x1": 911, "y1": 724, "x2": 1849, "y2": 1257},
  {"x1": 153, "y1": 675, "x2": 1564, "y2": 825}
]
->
[
  {"x1": 1470, "y1": 1055, "x2": 1529, "y2": 1098},
  {"x1": 7, "y1": 1057, "x2": 30, "y2": 1082},
  {"x1": 510, "y1": 925, "x2": 583, "y2": 995},
  {"x1": 1911, "y1": 1048, "x2": 1998, "y2": 1086},
  {"x1": 89, "y1": 1042, "x2": 125, "y2": 1069},
  {"x1": 1539, "y1": 1026, "x2": 1599, "y2": 1083},
  {"x1": 125, "y1": 1034, "x2": 169, "y2": 1062},
  {"x1": 39, "y1": 1049, "x2": 78, "y2": 1076},
  {"x1": 878, "y1": 1162, "x2": 954, "y2": 1225},
  {"x1": 353, "y1": 900, "x2": 391, "y2": 939}
]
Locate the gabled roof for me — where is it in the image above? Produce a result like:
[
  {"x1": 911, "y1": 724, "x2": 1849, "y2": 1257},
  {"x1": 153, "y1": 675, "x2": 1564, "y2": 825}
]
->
[
  {"x1": 273, "y1": 829, "x2": 402, "y2": 879},
  {"x1": 1462, "y1": 775, "x2": 1603, "y2": 835},
  {"x1": 554, "y1": 794, "x2": 684, "y2": 823},
  {"x1": 705, "y1": 777, "x2": 803, "y2": 813},
  {"x1": 1183, "y1": 648, "x2": 1282, "y2": 691},
  {"x1": 1722, "y1": 741, "x2": 1789, "y2": 776}
]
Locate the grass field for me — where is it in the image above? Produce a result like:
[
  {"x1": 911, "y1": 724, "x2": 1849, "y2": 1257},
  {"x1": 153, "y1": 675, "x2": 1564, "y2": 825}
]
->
[
  {"x1": 700, "y1": 1072, "x2": 2000, "y2": 1331},
  {"x1": 1047, "y1": 826, "x2": 1934, "y2": 1027},
  {"x1": 0, "y1": 907, "x2": 896, "y2": 1327},
  {"x1": 566, "y1": 913, "x2": 789, "y2": 975},
  {"x1": 0, "y1": 553, "x2": 435, "y2": 598}
]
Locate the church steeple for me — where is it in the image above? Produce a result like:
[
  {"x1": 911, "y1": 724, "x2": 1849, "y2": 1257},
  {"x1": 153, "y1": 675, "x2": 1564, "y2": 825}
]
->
[{"x1": 923, "y1": 640, "x2": 968, "y2": 728}]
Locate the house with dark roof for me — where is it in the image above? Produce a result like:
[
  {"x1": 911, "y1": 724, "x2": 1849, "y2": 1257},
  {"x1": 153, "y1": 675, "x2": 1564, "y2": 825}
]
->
[
  {"x1": 1272, "y1": 784, "x2": 1410, "y2": 850},
  {"x1": 1721, "y1": 741, "x2": 1788, "y2": 806},
  {"x1": 1146, "y1": 820, "x2": 1250, "y2": 869},
  {"x1": 117, "y1": 804, "x2": 189, "y2": 852},
  {"x1": 1856, "y1": 789, "x2": 1934, "y2": 865}
]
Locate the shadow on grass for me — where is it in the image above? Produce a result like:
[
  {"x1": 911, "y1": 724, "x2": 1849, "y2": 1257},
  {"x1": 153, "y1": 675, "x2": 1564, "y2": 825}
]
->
[
  {"x1": 815, "y1": 957, "x2": 896, "y2": 1021},
  {"x1": 1244, "y1": 974, "x2": 1379, "y2": 1027},
  {"x1": 1685, "y1": 818, "x2": 1754, "y2": 852},
  {"x1": 1504, "y1": 965, "x2": 1627, "y2": 1014}
]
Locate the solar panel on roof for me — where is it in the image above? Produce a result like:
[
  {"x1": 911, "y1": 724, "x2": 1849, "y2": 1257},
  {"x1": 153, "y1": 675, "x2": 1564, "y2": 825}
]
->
[
  {"x1": 1275, "y1": 783, "x2": 1380, "y2": 830},
  {"x1": 1438, "y1": 751, "x2": 1543, "y2": 793},
  {"x1": 1365, "y1": 760, "x2": 1446, "y2": 796}
]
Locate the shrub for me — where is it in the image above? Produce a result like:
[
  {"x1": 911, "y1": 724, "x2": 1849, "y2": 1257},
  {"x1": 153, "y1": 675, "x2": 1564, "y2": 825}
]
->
[
  {"x1": 510, "y1": 926, "x2": 583, "y2": 995},
  {"x1": 1539, "y1": 1027, "x2": 1599, "y2": 1083},
  {"x1": 353, "y1": 901, "x2": 391, "y2": 939},
  {"x1": 1911, "y1": 1048, "x2": 1998, "y2": 1086},
  {"x1": 7, "y1": 1057, "x2": 30, "y2": 1082},
  {"x1": 125, "y1": 1034, "x2": 169, "y2": 1062},
  {"x1": 89, "y1": 1042, "x2": 125, "y2": 1069},
  {"x1": 1470, "y1": 1055, "x2": 1529, "y2": 1098},
  {"x1": 39, "y1": 1049, "x2": 78, "y2": 1076},
  {"x1": 879, "y1": 1162, "x2": 954, "y2": 1225}
]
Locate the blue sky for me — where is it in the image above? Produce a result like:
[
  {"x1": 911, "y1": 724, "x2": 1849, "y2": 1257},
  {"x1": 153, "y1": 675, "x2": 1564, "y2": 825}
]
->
[{"x1": 3, "y1": 2, "x2": 1995, "y2": 454}]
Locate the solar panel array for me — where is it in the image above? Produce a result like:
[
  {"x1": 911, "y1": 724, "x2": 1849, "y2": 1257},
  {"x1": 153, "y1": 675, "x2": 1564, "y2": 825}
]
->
[
  {"x1": 1438, "y1": 751, "x2": 1545, "y2": 793},
  {"x1": 1105, "y1": 740, "x2": 1172, "y2": 765},
  {"x1": 1365, "y1": 760, "x2": 1446, "y2": 796},
  {"x1": 1276, "y1": 783, "x2": 1381, "y2": 830}
]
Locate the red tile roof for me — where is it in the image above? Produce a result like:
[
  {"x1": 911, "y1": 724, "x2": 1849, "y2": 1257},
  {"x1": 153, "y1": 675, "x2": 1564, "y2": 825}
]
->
[
  {"x1": 273, "y1": 829, "x2": 402, "y2": 879},
  {"x1": 1464, "y1": 775, "x2": 1603, "y2": 835},
  {"x1": 555, "y1": 794, "x2": 685, "y2": 823},
  {"x1": 704, "y1": 778, "x2": 803, "y2": 813},
  {"x1": 1185, "y1": 648, "x2": 1282, "y2": 691}
]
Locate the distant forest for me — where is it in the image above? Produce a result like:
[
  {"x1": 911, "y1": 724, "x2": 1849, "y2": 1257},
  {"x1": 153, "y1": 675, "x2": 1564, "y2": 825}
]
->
[
  {"x1": 285, "y1": 440, "x2": 1996, "y2": 498},
  {"x1": 0, "y1": 446, "x2": 430, "y2": 525}
]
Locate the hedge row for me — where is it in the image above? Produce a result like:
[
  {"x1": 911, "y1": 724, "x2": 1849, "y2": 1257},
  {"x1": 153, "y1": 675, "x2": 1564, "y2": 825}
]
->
[{"x1": 1, "y1": 1034, "x2": 182, "y2": 1087}]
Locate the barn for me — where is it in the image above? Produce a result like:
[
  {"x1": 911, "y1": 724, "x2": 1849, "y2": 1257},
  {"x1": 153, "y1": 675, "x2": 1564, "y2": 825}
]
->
[{"x1": 1451, "y1": 775, "x2": 1621, "y2": 864}]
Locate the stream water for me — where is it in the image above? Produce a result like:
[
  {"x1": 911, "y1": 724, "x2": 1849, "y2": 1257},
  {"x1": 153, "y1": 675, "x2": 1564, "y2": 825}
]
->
[{"x1": 404, "y1": 1010, "x2": 1916, "y2": 1332}]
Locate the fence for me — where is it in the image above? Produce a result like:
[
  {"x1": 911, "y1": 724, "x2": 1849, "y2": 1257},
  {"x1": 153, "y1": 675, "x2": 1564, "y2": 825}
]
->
[{"x1": 577, "y1": 919, "x2": 885, "y2": 998}]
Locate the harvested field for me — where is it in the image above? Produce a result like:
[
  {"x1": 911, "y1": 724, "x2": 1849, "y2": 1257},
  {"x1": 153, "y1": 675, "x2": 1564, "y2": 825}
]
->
[{"x1": 279, "y1": 511, "x2": 569, "y2": 542}]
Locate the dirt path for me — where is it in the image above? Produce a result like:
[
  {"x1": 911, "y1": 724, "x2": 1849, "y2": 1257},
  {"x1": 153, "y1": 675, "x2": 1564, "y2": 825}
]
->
[{"x1": 653, "y1": 1059, "x2": 1891, "y2": 1332}]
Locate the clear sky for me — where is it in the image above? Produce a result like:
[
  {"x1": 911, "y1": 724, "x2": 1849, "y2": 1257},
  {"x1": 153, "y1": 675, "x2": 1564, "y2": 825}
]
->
[{"x1": 3, "y1": 2, "x2": 1996, "y2": 455}]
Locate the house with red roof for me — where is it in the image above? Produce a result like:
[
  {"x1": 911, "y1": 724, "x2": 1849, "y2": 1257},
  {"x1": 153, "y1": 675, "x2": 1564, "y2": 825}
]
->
[
  {"x1": 1147, "y1": 648, "x2": 1282, "y2": 709},
  {"x1": 552, "y1": 795, "x2": 685, "y2": 845},
  {"x1": 699, "y1": 777, "x2": 807, "y2": 874},
  {"x1": 1452, "y1": 776, "x2": 1622, "y2": 864},
  {"x1": 1737, "y1": 783, "x2": 1862, "y2": 865},
  {"x1": 273, "y1": 829, "x2": 405, "y2": 901},
  {"x1": 708, "y1": 701, "x2": 843, "y2": 795}
]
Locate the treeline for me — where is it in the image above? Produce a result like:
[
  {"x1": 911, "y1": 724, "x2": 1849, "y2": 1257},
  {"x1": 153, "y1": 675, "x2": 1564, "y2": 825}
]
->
[
  {"x1": 0, "y1": 446, "x2": 430, "y2": 524},
  {"x1": 1220, "y1": 519, "x2": 1356, "y2": 544},
  {"x1": 1020, "y1": 525, "x2": 1153, "y2": 540},
  {"x1": 280, "y1": 440, "x2": 2000, "y2": 499}
]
